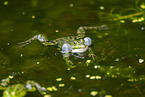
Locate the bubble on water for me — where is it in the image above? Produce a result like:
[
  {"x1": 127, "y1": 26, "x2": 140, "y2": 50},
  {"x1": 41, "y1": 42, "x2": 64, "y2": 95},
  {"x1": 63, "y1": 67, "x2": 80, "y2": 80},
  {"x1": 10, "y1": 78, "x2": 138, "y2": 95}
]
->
[
  {"x1": 32, "y1": 15, "x2": 35, "y2": 19},
  {"x1": 37, "y1": 61, "x2": 40, "y2": 64},
  {"x1": 20, "y1": 54, "x2": 23, "y2": 57},
  {"x1": 100, "y1": 6, "x2": 104, "y2": 10},
  {"x1": 70, "y1": 3, "x2": 74, "y2": 7},
  {"x1": 56, "y1": 30, "x2": 59, "y2": 32},
  {"x1": 139, "y1": 59, "x2": 144, "y2": 63},
  {"x1": 141, "y1": 27, "x2": 144, "y2": 30},
  {"x1": 7, "y1": 43, "x2": 10, "y2": 45}
]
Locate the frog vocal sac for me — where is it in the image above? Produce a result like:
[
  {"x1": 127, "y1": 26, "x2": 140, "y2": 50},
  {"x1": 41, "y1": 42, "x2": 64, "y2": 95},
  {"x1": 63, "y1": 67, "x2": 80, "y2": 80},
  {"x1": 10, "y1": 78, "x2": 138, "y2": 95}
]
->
[{"x1": 18, "y1": 25, "x2": 108, "y2": 69}]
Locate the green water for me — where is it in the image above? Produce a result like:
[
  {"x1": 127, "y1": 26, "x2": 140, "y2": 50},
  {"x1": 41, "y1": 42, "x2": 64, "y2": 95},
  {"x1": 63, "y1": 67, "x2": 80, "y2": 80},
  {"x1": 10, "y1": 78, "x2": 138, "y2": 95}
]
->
[{"x1": 0, "y1": 0, "x2": 145, "y2": 97}]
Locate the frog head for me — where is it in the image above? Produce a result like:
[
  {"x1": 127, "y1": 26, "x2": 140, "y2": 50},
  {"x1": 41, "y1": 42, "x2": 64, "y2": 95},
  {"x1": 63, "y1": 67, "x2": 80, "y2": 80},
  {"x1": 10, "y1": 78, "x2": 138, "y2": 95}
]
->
[{"x1": 61, "y1": 37, "x2": 91, "y2": 54}]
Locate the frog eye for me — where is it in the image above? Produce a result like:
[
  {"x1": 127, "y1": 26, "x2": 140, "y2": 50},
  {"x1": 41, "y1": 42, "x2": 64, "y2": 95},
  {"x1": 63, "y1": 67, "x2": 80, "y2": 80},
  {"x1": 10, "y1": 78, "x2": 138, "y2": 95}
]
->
[
  {"x1": 62, "y1": 43, "x2": 72, "y2": 53},
  {"x1": 84, "y1": 37, "x2": 91, "y2": 46},
  {"x1": 74, "y1": 41, "x2": 77, "y2": 44}
]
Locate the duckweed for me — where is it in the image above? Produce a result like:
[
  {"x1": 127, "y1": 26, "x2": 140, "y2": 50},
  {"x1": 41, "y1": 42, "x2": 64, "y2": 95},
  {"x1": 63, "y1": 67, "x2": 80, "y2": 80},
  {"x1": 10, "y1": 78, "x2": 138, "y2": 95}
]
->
[
  {"x1": 90, "y1": 91, "x2": 98, "y2": 96},
  {"x1": 58, "y1": 84, "x2": 65, "y2": 87},
  {"x1": 56, "y1": 78, "x2": 62, "y2": 81}
]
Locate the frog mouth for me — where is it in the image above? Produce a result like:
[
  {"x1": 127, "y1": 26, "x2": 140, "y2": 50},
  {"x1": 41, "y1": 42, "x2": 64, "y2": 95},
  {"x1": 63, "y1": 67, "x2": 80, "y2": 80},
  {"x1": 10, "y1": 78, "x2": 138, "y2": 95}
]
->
[
  {"x1": 71, "y1": 44, "x2": 85, "y2": 49},
  {"x1": 71, "y1": 46, "x2": 88, "y2": 53}
]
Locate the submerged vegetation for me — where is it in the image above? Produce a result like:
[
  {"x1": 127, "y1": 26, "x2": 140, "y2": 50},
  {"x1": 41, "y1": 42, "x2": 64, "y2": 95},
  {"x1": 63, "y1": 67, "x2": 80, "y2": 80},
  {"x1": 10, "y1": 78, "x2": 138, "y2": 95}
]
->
[
  {"x1": 99, "y1": 1, "x2": 145, "y2": 23},
  {"x1": 0, "y1": 58, "x2": 145, "y2": 97}
]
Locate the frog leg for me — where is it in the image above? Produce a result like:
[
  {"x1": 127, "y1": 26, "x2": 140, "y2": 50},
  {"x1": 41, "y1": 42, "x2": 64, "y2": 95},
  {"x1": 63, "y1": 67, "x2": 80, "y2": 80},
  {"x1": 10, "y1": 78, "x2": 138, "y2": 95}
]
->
[
  {"x1": 88, "y1": 47, "x2": 96, "y2": 60},
  {"x1": 18, "y1": 34, "x2": 48, "y2": 47},
  {"x1": 18, "y1": 34, "x2": 58, "y2": 47},
  {"x1": 18, "y1": 37, "x2": 36, "y2": 47},
  {"x1": 42, "y1": 39, "x2": 58, "y2": 46},
  {"x1": 77, "y1": 25, "x2": 108, "y2": 38},
  {"x1": 63, "y1": 53, "x2": 75, "y2": 69},
  {"x1": 76, "y1": 27, "x2": 86, "y2": 39}
]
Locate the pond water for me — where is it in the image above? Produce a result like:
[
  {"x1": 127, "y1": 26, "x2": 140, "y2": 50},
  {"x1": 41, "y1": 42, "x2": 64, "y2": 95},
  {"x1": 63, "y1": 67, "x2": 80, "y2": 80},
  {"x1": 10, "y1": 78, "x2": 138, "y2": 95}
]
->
[{"x1": 0, "y1": 0, "x2": 145, "y2": 97}]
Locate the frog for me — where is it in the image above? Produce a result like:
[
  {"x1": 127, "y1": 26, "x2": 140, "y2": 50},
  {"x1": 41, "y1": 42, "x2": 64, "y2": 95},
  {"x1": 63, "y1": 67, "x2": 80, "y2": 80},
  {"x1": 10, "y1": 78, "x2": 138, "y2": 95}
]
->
[
  {"x1": 18, "y1": 25, "x2": 108, "y2": 69},
  {"x1": 0, "y1": 76, "x2": 49, "y2": 97}
]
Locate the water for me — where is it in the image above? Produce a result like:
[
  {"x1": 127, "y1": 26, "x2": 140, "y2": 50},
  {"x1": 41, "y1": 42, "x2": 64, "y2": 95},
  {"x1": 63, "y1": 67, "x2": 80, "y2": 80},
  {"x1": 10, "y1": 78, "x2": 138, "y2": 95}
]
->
[{"x1": 0, "y1": 0, "x2": 145, "y2": 97}]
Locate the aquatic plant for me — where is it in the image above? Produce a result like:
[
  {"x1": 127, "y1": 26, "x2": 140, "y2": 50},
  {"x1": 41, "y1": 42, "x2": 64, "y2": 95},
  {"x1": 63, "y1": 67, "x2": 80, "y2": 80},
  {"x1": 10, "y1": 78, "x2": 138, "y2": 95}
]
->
[
  {"x1": 99, "y1": 2, "x2": 145, "y2": 23},
  {"x1": 0, "y1": 75, "x2": 50, "y2": 97}
]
